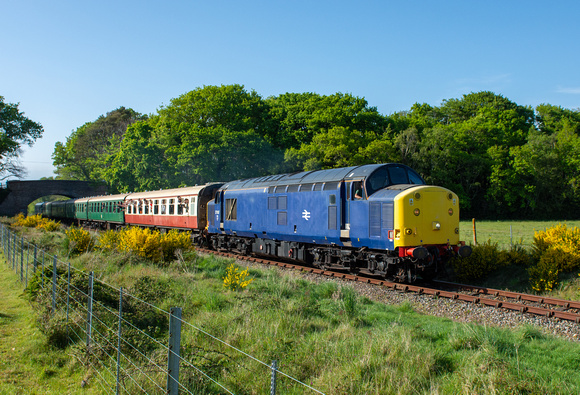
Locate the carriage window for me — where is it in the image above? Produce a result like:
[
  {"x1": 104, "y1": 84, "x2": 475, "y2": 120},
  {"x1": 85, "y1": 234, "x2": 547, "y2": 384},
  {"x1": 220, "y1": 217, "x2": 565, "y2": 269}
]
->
[
  {"x1": 191, "y1": 196, "x2": 198, "y2": 216},
  {"x1": 169, "y1": 199, "x2": 175, "y2": 215},
  {"x1": 144, "y1": 201, "x2": 149, "y2": 214},
  {"x1": 177, "y1": 199, "x2": 184, "y2": 215},
  {"x1": 154, "y1": 200, "x2": 159, "y2": 215},
  {"x1": 161, "y1": 199, "x2": 167, "y2": 214}
]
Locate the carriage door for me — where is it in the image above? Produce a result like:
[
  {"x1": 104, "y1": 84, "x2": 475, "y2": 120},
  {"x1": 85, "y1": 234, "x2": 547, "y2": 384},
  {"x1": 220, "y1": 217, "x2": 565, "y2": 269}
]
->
[{"x1": 341, "y1": 181, "x2": 351, "y2": 238}]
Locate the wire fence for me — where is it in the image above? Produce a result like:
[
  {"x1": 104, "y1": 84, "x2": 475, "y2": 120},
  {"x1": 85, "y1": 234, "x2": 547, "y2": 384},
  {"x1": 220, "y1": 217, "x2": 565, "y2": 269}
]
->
[{"x1": 0, "y1": 224, "x2": 326, "y2": 394}]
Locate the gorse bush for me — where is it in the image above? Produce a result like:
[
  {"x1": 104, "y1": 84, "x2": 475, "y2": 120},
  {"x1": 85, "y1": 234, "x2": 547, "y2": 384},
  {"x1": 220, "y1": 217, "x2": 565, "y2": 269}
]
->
[
  {"x1": 529, "y1": 224, "x2": 580, "y2": 291},
  {"x1": 14, "y1": 213, "x2": 60, "y2": 231},
  {"x1": 222, "y1": 263, "x2": 254, "y2": 291},
  {"x1": 98, "y1": 227, "x2": 192, "y2": 264},
  {"x1": 65, "y1": 227, "x2": 95, "y2": 256}
]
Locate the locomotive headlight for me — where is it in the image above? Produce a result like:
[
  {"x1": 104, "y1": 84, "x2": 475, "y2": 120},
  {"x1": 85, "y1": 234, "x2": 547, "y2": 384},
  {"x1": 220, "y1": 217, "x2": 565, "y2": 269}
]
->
[
  {"x1": 405, "y1": 228, "x2": 413, "y2": 235},
  {"x1": 448, "y1": 208, "x2": 453, "y2": 216},
  {"x1": 455, "y1": 227, "x2": 460, "y2": 234},
  {"x1": 413, "y1": 208, "x2": 420, "y2": 216},
  {"x1": 432, "y1": 222, "x2": 441, "y2": 231}
]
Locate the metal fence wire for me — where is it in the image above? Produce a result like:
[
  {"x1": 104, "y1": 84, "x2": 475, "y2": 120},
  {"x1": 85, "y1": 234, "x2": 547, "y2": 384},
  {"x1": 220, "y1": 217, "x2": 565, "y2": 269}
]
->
[{"x1": 0, "y1": 224, "x2": 325, "y2": 395}]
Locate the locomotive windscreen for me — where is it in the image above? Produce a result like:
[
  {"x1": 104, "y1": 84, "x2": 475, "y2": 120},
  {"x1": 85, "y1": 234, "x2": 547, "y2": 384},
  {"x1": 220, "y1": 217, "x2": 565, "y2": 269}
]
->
[{"x1": 366, "y1": 165, "x2": 425, "y2": 196}]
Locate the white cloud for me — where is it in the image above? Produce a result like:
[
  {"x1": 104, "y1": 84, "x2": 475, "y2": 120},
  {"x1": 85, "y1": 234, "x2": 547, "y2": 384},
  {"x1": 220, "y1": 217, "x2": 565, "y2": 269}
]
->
[{"x1": 556, "y1": 86, "x2": 580, "y2": 94}]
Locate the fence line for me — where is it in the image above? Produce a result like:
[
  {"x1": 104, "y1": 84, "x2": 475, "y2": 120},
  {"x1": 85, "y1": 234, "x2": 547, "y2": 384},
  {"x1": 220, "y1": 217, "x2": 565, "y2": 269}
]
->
[{"x1": 0, "y1": 224, "x2": 325, "y2": 394}]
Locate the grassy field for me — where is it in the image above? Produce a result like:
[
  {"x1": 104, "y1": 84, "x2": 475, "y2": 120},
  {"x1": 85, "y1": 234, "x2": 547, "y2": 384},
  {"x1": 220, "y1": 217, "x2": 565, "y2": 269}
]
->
[
  {"x1": 3, "y1": 223, "x2": 580, "y2": 394},
  {"x1": 0, "y1": 255, "x2": 100, "y2": 395},
  {"x1": 460, "y1": 219, "x2": 580, "y2": 249}
]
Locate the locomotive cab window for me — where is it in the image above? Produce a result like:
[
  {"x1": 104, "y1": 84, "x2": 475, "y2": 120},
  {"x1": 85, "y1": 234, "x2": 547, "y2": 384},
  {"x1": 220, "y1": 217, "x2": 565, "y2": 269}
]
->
[{"x1": 353, "y1": 181, "x2": 364, "y2": 200}]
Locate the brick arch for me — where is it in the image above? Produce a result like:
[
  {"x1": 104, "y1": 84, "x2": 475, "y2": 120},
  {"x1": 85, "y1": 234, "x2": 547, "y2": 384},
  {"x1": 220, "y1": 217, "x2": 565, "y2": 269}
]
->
[{"x1": 0, "y1": 180, "x2": 108, "y2": 216}]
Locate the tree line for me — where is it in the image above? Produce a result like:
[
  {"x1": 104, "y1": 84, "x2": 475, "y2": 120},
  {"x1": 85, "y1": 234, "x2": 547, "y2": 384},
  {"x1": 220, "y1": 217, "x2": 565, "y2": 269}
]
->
[{"x1": 51, "y1": 85, "x2": 580, "y2": 220}]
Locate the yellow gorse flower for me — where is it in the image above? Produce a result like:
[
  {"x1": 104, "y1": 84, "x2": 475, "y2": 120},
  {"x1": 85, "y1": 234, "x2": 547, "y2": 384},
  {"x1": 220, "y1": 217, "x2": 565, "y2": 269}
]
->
[
  {"x1": 14, "y1": 214, "x2": 60, "y2": 230},
  {"x1": 223, "y1": 263, "x2": 254, "y2": 291}
]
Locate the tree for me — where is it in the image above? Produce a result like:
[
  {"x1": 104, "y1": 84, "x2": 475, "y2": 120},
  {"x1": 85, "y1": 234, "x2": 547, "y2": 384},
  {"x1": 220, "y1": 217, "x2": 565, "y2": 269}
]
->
[
  {"x1": 0, "y1": 96, "x2": 43, "y2": 180},
  {"x1": 52, "y1": 107, "x2": 145, "y2": 182},
  {"x1": 535, "y1": 104, "x2": 580, "y2": 135},
  {"x1": 269, "y1": 92, "x2": 390, "y2": 170},
  {"x1": 107, "y1": 85, "x2": 284, "y2": 191}
]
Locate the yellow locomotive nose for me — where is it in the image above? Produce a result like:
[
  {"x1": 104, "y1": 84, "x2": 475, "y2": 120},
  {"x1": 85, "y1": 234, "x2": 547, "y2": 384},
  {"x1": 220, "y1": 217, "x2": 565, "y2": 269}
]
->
[{"x1": 393, "y1": 186, "x2": 460, "y2": 248}]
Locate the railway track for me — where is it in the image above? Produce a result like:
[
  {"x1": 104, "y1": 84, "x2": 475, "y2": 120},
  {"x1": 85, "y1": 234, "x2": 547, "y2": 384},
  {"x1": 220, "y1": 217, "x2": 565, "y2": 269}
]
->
[{"x1": 202, "y1": 248, "x2": 580, "y2": 324}]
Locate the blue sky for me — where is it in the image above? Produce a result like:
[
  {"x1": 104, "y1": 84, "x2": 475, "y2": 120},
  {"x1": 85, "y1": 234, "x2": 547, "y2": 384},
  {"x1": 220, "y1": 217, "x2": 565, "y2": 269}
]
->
[{"x1": 2, "y1": 0, "x2": 579, "y2": 180}]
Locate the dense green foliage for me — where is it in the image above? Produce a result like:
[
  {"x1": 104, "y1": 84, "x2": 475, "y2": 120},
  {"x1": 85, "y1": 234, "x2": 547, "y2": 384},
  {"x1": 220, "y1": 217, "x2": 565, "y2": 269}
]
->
[
  {"x1": 0, "y1": 96, "x2": 44, "y2": 180},
  {"x1": 52, "y1": 86, "x2": 580, "y2": 219}
]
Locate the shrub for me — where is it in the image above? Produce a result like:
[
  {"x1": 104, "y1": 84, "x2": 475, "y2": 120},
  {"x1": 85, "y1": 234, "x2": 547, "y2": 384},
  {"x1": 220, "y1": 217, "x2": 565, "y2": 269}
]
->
[
  {"x1": 64, "y1": 227, "x2": 95, "y2": 256},
  {"x1": 222, "y1": 263, "x2": 254, "y2": 291},
  {"x1": 96, "y1": 229, "x2": 121, "y2": 251},
  {"x1": 13, "y1": 213, "x2": 60, "y2": 231},
  {"x1": 99, "y1": 227, "x2": 193, "y2": 264},
  {"x1": 451, "y1": 240, "x2": 531, "y2": 283},
  {"x1": 529, "y1": 224, "x2": 580, "y2": 292}
]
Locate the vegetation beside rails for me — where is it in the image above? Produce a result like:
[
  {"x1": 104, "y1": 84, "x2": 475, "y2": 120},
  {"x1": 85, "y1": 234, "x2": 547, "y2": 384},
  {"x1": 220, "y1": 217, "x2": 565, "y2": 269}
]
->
[
  {"x1": 0, "y1": 255, "x2": 100, "y2": 394},
  {"x1": 2, "y1": 219, "x2": 580, "y2": 394},
  {"x1": 456, "y1": 220, "x2": 580, "y2": 297}
]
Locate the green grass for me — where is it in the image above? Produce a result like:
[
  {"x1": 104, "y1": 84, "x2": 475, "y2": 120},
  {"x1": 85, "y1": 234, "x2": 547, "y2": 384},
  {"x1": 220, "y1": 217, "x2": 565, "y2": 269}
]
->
[
  {"x1": 461, "y1": 219, "x2": 580, "y2": 249},
  {"x1": 4, "y1": 223, "x2": 580, "y2": 393},
  {"x1": 0, "y1": 255, "x2": 100, "y2": 395}
]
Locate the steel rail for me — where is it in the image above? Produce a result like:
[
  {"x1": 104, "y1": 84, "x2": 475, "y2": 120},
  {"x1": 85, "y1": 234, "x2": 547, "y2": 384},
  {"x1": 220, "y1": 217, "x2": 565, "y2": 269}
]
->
[{"x1": 203, "y1": 248, "x2": 580, "y2": 324}]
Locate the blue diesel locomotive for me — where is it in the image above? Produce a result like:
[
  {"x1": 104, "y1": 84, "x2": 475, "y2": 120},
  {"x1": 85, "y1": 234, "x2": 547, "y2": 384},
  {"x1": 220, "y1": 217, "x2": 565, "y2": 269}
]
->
[{"x1": 207, "y1": 163, "x2": 471, "y2": 282}]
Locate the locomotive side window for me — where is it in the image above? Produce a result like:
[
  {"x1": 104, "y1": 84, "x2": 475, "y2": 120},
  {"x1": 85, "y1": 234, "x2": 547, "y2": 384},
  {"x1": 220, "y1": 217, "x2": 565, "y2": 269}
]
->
[
  {"x1": 323, "y1": 182, "x2": 338, "y2": 191},
  {"x1": 329, "y1": 194, "x2": 336, "y2": 205},
  {"x1": 225, "y1": 198, "x2": 237, "y2": 221},
  {"x1": 313, "y1": 183, "x2": 323, "y2": 191}
]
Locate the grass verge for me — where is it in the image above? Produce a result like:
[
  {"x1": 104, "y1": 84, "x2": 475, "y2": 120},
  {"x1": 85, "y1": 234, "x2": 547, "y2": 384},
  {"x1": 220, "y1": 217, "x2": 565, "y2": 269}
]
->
[{"x1": 0, "y1": 254, "x2": 99, "y2": 395}]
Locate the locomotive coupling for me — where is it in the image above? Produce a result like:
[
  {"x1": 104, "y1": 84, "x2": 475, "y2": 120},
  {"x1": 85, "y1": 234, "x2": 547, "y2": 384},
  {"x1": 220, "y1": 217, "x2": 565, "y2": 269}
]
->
[{"x1": 458, "y1": 245, "x2": 472, "y2": 258}]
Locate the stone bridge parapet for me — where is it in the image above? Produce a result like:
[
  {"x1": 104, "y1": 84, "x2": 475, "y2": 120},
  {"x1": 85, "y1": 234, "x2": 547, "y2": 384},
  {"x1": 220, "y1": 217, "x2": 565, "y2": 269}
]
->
[{"x1": 0, "y1": 180, "x2": 108, "y2": 216}]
